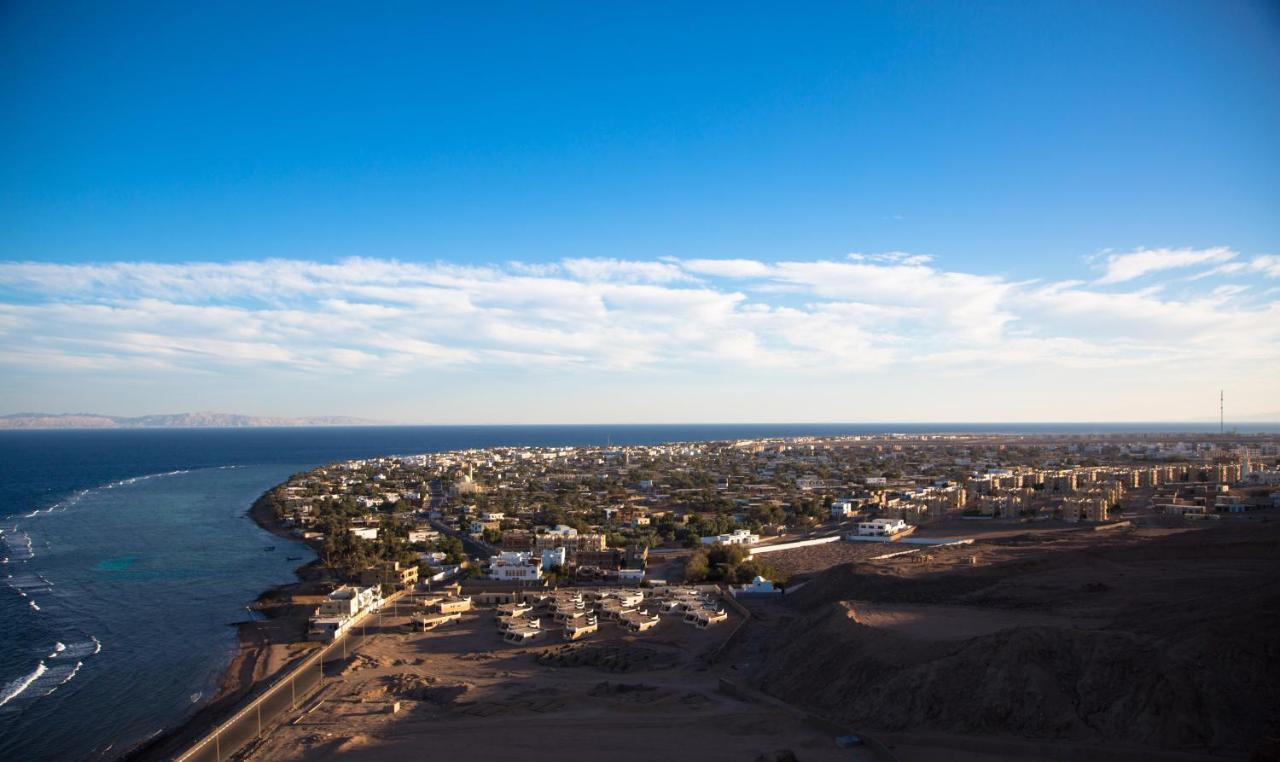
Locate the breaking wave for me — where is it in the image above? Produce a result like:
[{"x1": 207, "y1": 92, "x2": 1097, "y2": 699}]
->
[
  {"x1": 0, "y1": 662, "x2": 47, "y2": 709},
  {"x1": 0, "y1": 638, "x2": 100, "y2": 712},
  {"x1": 101, "y1": 469, "x2": 192, "y2": 492},
  {"x1": 42, "y1": 660, "x2": 83, "y2": 698},
  {"x1": 12, "y1": 469, "x2": 197, "y2": 524},
  {"x1": 0, "y1": 530, "x2": 36, "y2": 562}
]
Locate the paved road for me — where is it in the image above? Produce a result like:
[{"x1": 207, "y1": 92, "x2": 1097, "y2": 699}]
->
[{"x1": 425, "y1": 479, "x2": 497, "y2": 561}]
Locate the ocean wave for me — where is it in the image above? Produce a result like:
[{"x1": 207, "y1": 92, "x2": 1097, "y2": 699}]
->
[
  {"x1": 105, "y1": 469, "x2": 192, "y2": 490},
  {"x1": 1, "y1": 530, "x2": 37, "y2": 562},
  {"x1": 16, "y1": 469, "x2": 197, "y2": 520},
  {"x1": 43, "y1": 660, "x2": 83, "y2": 696},
  {"x1": 56, "y1": 638, "x2": 101, "y2": 660},
  {"x1": 16, "y1": 658, "x2": 86, "y2": 705},
  {"x1": 0, "y1": 662, "x2": 47, "y2": 708},
  {"x1": 6, "y1": 572, "x2": 52, "y2": 593},
  {"x1": 47, "y1": 489, "x2": 89, "y2": 513},
  {"x1": 0, "y1": 638, "x2": 101, "y2": 713}
]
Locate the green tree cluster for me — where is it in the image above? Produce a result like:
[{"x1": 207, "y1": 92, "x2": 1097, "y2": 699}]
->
[{"x1": 682, "y1": 543, "x2": 787, "y2": 586}]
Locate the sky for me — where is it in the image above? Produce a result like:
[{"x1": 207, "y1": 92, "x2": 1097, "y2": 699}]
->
[{"x1": 1, "y1": 2, "x2": 1278, "y2": 423}]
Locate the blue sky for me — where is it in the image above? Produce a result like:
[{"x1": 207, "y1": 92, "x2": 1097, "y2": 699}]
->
[{"x1": 1, "y1": 2, "x2": 1278, "y2": 422}]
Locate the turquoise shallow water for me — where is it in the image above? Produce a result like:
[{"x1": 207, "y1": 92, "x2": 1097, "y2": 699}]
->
[{"x1": 0, "y1": 464, "x2": 313, "y2": 759}]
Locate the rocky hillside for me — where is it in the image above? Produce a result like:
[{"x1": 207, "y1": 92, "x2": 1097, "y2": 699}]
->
[{"x1": 750, "y1": 525, "x2": 1280, "y2": 755}]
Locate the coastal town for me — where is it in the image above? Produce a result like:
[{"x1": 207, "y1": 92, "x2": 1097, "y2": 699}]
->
[
  {"x1": 260, "y1": 432, "x2": 1279, "y2": 609},
  {"x1": 141, "y1": 431, "x2": 1280, "y2": 762}
]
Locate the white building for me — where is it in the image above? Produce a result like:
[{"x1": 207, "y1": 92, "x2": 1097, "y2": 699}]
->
[
  {"x1": 732, "y1": 575, "x2": 782, "y2": 596},
  {"x1": 542, "y1": 524, "x2": 579, "y2": 539},
  {"x1": 326, "y1": 585, "x2": 381, "y2": 615},
  {"x1": 489, "y1": 551, "x2": 543, "y2": 581},
  {"x1": 349, "y1": 526, "x2": 379, "y2": 541},
  {"x1": 308, "y1": 585, "x2": 382, "y2": 641},
  {"x1": 856, "y1": 518, "x2": 909, "y2": 537},
  {"x1": 616, "y1": 568, "x2": 645, "y2": 583},
  {"x1": 408, "y1": 528, "x2": 439, "y2": 544},
  {"x1": 541, "y1": 546, "x2": 567, "y2": 570},
  {"x1": 830, "y1": 499, "x2": 857, "y2": 519},
  {"x1": 700, "y1": 529, "x2": 760, "y2": 546},
  {"x1": 795, "y1": 475, "x2": 822, "y2": 490}
]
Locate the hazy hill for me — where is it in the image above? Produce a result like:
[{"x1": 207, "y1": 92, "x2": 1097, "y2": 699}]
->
[{"x1": 0, "y1": 412, "x2": 386, "y2": 429}]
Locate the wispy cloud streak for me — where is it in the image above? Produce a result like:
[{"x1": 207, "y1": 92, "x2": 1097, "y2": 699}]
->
[{"x1": 0, "y1": 249, "x2": 1275, "y2": 381}]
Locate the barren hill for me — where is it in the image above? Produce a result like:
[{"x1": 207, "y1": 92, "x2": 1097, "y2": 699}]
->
[{"x1": 745, "y1": 524, "x2": 1280, "y2": 758}]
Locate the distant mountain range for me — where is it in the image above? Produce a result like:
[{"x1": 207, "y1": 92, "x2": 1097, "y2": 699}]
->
[{"x1": 0, "y1": 412, "x2": 387, "y2": 429}]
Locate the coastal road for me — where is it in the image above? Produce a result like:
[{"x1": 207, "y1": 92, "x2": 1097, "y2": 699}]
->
[{"x1": 174, "y1": 588, "x2": 410, "y2": 762}]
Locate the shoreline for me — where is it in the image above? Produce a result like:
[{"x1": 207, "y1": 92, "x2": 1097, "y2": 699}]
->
[{"x1": 122, "y1": 490, "x2": 328, "y2": 761}]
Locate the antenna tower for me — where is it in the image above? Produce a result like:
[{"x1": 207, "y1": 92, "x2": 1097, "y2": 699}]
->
[{"x1": 1220, "y1": 390, "x2": 1224, "y2": 435}]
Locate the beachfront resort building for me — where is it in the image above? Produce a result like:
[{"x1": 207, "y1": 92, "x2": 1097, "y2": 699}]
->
[{"x1": 308, "y1": 585, "x2": 383, "y2": 641}]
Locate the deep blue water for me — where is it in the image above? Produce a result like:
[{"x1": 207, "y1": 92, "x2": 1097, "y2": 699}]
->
[{"x1": 0, "y1": 422, "x2": 1275, "y2": 760}]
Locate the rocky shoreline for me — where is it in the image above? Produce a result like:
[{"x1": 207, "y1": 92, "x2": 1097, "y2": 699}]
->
[{"x1": 121, "y1": 490, "x2": 327, "y2": 761}]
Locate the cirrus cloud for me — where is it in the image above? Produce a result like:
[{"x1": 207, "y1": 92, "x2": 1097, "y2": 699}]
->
[
  {"x1": 1092, "y1": 246, "x2": 1238, "y2": 285},
  {"x1": 0, "y1": 249, "x2": 1275, "y2": 388}
]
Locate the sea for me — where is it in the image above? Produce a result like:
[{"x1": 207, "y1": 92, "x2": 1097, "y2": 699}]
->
[{"x1": 0, "y1": 422, "x2": 1274, "y2": 760}]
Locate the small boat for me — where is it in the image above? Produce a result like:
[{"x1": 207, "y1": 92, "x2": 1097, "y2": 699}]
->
[
  {"x1": 286, "y1": 556, "x2": 302, "y2": 561},
  {"x1": 263, "y1": 546, "x2": 275, "y2": 552}
]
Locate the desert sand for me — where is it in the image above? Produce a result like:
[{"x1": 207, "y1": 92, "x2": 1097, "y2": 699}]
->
[{"x1": 240, "y1": 603, "x2": 875, "y2": 762}]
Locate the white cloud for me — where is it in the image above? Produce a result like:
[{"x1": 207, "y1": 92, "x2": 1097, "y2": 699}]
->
[
  {"x1": 1093, "y1": 246, "x2": 1237, "y2": 285},
  {"x1": 0, "y1": 250, "x2": 1276, "y2": 396},
  {"x1": 560, "y1": 258, "x2": 692, "y2": 283},
  {"x1": 680, "y1": 258, "x2": 774, "y2": 278},
  {"x1": 847, "y1": 251, "x2": 934, "y2": 266},
  {"x1": 1250, "y1": 255, "x2": 1280, "y2": 278}
]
